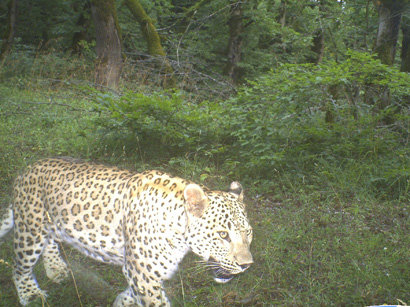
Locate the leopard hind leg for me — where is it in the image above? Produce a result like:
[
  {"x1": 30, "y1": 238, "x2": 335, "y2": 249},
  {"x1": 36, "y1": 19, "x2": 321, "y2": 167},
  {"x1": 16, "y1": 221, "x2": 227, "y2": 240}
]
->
[{"x1": 12, "y1": 228, "x2": 48, "y2": 306}]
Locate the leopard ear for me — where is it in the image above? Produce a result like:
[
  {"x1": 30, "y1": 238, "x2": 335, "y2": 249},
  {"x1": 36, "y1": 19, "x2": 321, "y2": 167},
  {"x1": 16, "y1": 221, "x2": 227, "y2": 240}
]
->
[
  {"x1": 229, "y1": 181, "x2": 244, "y2": 201},
  {"x1": 184, "y1": 184, "x2": 209, "y2": 217}
]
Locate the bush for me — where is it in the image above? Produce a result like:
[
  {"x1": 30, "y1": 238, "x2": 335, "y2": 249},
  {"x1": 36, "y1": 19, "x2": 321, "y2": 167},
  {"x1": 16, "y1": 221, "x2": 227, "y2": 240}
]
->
[
  {"x1": 91, "y1": 51, "x2": 409, "y2": 199},
  {"x1": 90, "y1": 90, "x2": 228, "y2": 165},
  {"x1": 222, "y1": 50, "x2": 409, "y2": 198}
]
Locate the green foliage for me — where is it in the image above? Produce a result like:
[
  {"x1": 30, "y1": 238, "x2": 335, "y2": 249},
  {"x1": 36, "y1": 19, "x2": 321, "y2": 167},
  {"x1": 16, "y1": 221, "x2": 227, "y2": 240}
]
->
[
  {"x1": 222, "y1": 50, "x2": 409, "y2": 198},
  {"x1": 0, "y1": 0, "x2": 387, "y2": 82},
  {"x1": 90, "y1": 90, "x2": 226, "y2": 164},
  {"x1": 90, "y1": 50, "x2": 408, "y2": 199}
]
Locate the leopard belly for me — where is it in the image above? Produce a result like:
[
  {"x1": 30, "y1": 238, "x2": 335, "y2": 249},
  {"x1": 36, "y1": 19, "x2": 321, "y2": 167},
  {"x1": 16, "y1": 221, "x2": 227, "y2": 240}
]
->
[{"x1": 49, "y1": 223, "x2": 125, "y2": 265}]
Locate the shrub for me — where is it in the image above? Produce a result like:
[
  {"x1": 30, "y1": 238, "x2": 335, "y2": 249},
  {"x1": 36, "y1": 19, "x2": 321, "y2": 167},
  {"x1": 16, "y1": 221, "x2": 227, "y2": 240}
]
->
[
  {"x1": 91, "y1": 51, "x2": 409, "y2": 199},
  {"x1": 90, "y1": 90, "x2": 228, "y2": 165},
  {"x1": 222, "y1": 51, "x2": 409, "y2": 198}
]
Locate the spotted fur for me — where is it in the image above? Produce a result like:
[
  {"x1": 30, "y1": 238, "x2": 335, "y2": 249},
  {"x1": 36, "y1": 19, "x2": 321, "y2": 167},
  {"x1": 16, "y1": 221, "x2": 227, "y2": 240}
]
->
[{"x1": 0, "y1": 157, "x2": 253, "y2": 306}]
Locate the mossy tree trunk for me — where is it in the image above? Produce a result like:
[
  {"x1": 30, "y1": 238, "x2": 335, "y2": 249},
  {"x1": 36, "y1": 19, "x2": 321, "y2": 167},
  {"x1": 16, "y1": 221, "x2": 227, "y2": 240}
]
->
[
  {"x1": 90, "y1": 0, "x2": 122, "y2": 89},
  {"x1": 373, "y1": 0, "x2": 405, "y2": 117},
  {"x1": 0, "y1": 0, "x2": 18, "y2": 66},
  {"x1": 374, "y1": 0, "x2": 404, "y2": 65},
  {"x1": 400, "y1": 12, "x2": 410, "y2": 108},
  {"x1": 307, "y1": 0, "x2": 329, "y2": 64},
  {"x1": 184, "y1": 0, "x2": 212, "y2": 21},
  {"x1": 308, "y1": 29, "x2": 325, "y2": 64},
  {"x1": 400, "y1": 13, "x2": 410, "y2": 72},
  {"x1": 279, "y1": 0, "x2": 286, "y2": 28},
  {"x1": 124, "y1": 0, "x2": 175, "y2": 88},
  {"x1": 224, "y1": 1, "x2": 243, "y2": 84}
]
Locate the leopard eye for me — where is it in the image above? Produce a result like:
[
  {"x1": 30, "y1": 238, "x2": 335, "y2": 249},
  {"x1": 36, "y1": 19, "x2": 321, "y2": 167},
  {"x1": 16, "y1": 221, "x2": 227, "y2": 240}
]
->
[{"x1": 218, "y1": 231, "x2": 230, "y2": 241}]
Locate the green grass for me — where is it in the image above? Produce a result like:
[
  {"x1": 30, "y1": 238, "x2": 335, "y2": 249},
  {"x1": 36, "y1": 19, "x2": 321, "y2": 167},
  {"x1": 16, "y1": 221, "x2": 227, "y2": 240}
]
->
[{"x1": 0, "y1": 81, "x2": 409, "y2": 306}]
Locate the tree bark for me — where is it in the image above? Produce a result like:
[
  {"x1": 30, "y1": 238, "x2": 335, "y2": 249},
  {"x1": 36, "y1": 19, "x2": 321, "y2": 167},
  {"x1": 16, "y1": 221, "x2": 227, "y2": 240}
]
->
[
  {"x1": 400, "y1": 13, "x2": 410, "y2": 72},
  {"x1": 223, "y1": 1, "x2": 243, "y2": 83},
  {"x1": 308, "y1": 29, "x2": 325, "y2": 64},
  {"x1": 372, "y1": 0, "x2": 405, "y2": 118},
  {"x1": 364, "y1": 0, "x2": 371, "y2": 49},
  {"x1": 124, "y1": 0, "x2": 175, "y2": 88},
  {"x1": 90, "y1": 0, "x2": 122, "y2": 89},
  {"x1": 307, "y1": 0, "x2": 330, "y2": 64},
  {"x1": 373, "y1": 0, "x2": 404, "y2": 65},
  {"x1": 0, "y1": 0, "x2": 18, "y2": 66},
  {"x1": 184, "y1": 0, "x2": 212, "y2": 22}
]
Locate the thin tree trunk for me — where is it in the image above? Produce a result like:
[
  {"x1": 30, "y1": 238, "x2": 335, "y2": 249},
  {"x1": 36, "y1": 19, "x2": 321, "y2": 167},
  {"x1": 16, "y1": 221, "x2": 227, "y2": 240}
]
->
[
  {"x1": 373, "y1": 0, "x2": 404, "y2": 117},
  {"x1": 400, "y1": 12, "x2": 410, "y2": 108},
  {"x1": 184, "y1": 0, "x2": 212, "y2": 21},
  {"x1": 279, "y1": 0, "x2": 286, "y2": 28},
  {"x1": 364, "y1": 0, "x2": 370, "y2": 48},
  {"x1": 307, "y1": 0, "x2": 327, "y2": 64},
  {"x1": 90, "y1": 0, "x2": 122, "y2": 89},
  {"x1": 400, "y1": 13, "x2": 410, "y2": 72},
  {"x1": 374, "y1": 0, "x2": 403, "y2": 65},
  {"x1": 0, "y1": 0, "x2": 18, "y2": 66},
  {"x1": 224, "y1": 1, "x2": 243, "y2": 83},
  {"x1": 308, "y1": 29, "x2": 325, "y2": 64},
  {"x1": 124, "y1": 0, "x2": 175, "y2": 88}
]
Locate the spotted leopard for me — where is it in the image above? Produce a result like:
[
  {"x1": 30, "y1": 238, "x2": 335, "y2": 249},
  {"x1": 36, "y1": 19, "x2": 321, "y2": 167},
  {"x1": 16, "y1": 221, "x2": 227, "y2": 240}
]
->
[{"x1": 0, "y1": 157, "x2": 253, "y2": 306}]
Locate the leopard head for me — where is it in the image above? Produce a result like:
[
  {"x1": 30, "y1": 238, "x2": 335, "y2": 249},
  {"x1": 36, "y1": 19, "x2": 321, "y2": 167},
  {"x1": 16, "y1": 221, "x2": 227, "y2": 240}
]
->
[{"x1": 183, "y1": 182, "x2": 253, "y2": 283}]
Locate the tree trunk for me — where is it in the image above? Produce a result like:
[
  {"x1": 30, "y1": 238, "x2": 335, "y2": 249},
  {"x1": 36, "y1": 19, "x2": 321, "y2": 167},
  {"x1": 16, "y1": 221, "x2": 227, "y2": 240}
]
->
[
  {"x1": 373, "y1": 0, "x2": 405, "y2": 118},
  {"x1": 279, "y1": 0, "x2": 286, "y2": 28},
  {"x1": 400, "y1": 12, "x2": 410, "y2": 109},
  {"x1": 307, "y1": 0, "x2": 328, "y2": 64},
  {"x1": 373, "y1": 0, "x2": 403, "y2": 65},
  {"x1": 124, "y1": 0, "x2": 175, "y2": 88},
  {"x1": 364, "y1": 0, "x2": 371, "y2": 49},
  {"x1": 90, "y1": 0, "x2": 122, "y2": 89},
  {"x1": 184, "y1": 0, "x2": 212, "y2": 22},
  {"x1": 400, "y1": 13, "x2": 410, "y2": 72},
  {"x1": 223, "y1": 1, "x2": 243, "y2": 83},
  {"x1": 308, "y1": 29, "x2": 325, "y2": 64},
  {"x1": 0, "y1": 0, "x2": 18, "y2": 66}
]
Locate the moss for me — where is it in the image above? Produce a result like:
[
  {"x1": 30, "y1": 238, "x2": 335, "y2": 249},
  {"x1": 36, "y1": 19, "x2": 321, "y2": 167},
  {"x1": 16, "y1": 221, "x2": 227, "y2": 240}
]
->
[
  {"x1": 124, "y1": 0, "x2": 164, "y2": 56},
  {"x1": 124, "y1": 0, "x2": 175, "y2": 88}
]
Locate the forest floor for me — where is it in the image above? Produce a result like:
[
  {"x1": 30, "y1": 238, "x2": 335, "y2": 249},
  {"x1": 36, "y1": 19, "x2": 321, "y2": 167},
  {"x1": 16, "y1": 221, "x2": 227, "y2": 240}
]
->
[{"x1": 0, "y1": 83, "x2": 408, "y2": 306}]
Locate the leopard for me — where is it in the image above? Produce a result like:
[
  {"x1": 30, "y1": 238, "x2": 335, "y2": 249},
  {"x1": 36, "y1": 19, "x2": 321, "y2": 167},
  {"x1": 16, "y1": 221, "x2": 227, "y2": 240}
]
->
[{"x1": 0, "y1": 157, "x2": 253, "y2": 306}]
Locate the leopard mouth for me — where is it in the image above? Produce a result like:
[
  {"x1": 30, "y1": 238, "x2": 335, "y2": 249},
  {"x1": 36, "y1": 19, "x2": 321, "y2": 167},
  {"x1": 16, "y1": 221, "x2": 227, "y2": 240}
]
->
[
  {"x1": 213, "y1": 270, "x2": 234, "y2": 283},
  {"x1": 208, "y1": 257, "x2": 234, "y2": 283}
]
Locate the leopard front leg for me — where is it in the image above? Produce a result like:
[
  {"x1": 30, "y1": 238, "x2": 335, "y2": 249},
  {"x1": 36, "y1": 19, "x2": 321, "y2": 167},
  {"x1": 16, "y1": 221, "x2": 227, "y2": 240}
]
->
[
  {"x1": 42, "y1": 239, "x2": 69, "y2": 283},
  {"x1": 113, "y1": 259, "x2": 170, "y2": 307},
  {"x1": 113, "y1": 286, "x2": 169, "y2": 307}
]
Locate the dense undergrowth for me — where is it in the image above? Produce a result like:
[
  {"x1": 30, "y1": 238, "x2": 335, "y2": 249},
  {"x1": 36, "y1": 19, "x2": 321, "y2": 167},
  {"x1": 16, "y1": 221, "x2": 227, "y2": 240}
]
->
[
  {"x1": 0, "y1": 51, "x2": 409, "y2": 306},
  {"x1": 90, "y1": 51, "x2": 409, "y2": 200}
]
